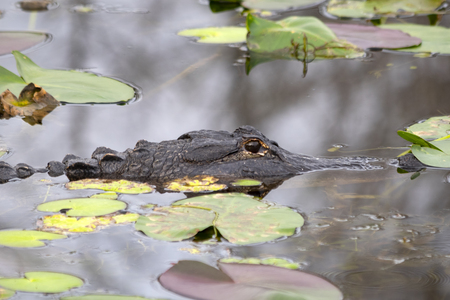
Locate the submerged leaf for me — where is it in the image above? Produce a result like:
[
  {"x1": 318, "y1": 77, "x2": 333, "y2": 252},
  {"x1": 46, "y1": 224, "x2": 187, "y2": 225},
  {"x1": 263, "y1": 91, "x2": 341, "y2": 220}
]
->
[
  {"x1": 178, "y1": 27, "x2": 247, "y2": 44},
  {"x1": 0, "y1": 288, "x2": 15, "y2": 300},
  {"x1": 326, "y1": 0, "x2": 444, "y2": 19},
  {"x1": 0, "y1": 51, "x2": 135, "y2": 104},
  {"x1": 0, "y1": 31, "x2": 51, "y2": 56},
  {"x1": 379, "y1": 24, "x2": 450, "y2": 54},
  {"x1": 220, "y1": 257, "x2": 300, "y2": 269},
  {"x1": 231, "y1": 178, "x2": 262, "y2": 186},
  {"x1": 159, "y1": 260, "x2": 343, "y2": 300},
  {"x1": 242, "y1": 0, "x2": 325, "y2": 10},
  {"x1": 62, "y1": 296, "x2": 163, "y2": 300},
  {"x1": 37, "y1": 197, "x2": 126, "y2": 217},
  {"x1": 327, "y1": 23, "x2": 421, "y2": 49},
  {"x1": 65, "y1": 179, "x2": 153, "y2": 194},
  {"x1": 406, "y1": 116, "x2": 450, "y2": 139},
  {"x1": 0, "y1": 272, "x2": 83, "y2": 293},
  {"x1": 0, "y1": 230, "x2": 66, "y2": 248}
]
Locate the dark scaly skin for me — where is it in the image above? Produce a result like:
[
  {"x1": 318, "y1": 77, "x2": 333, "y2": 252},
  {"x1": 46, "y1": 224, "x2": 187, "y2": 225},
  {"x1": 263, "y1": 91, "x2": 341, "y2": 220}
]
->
[{"x1": 0, "y1": 125, "x2": 418, "y2": 184}]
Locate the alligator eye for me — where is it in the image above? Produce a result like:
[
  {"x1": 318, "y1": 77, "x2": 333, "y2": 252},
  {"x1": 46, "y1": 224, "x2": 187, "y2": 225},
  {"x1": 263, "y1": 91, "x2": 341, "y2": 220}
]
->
[{"x1": 244, "y1": 141, "x2": 261, "y2": 153}]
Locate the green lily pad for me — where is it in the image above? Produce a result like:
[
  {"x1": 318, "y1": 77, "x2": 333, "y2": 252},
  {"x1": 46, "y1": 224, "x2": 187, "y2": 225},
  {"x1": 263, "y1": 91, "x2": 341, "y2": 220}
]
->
[
  {"x1": 325, "y1": 0, "x2": 444, "y2": 19},
  {"x1": 242, "y1": 0, "x2": 325, "y2": 10},
  {"x1": 406, "y1": 116, "x2": 450, "y2": 139},
  {"x1": 246, "y1": 14, "x2": 364, "y2": 72},
  {"x1": 65, "y1": 179, "x2": 153, "y2": 194},
  {"x1": 137, "y1": 193, "x2": 304, "y2": 245},
  {"x1": 0, "y1": 51, "x2": 135, "y2": 104},
  {"x1": 397, "y1": 130, "x2": 442, "y2": 151},
  {"x1": 378, "y1": 24, "x2": 450, "y2": 55},
  {"x1": 0, "y1": 230, "x2": 66, "y2": 248},
  {"x1": 220, "y1": 257, "x2": 300, "y2": 269},
  {"x1": 178, "y1": 27, "x2": 247, "y2": 44},
  {"x1": 62, "y1": 295, "x2": 164, "y2": 300},
  {"x1": 411, "y1": 140, "x2": 450, "y2": 168},
  {"x1": 136, "y1": 206, "x2": 215, "y2": 241},
  {"x1": 0, "y1": 31, "x2": 51, "y2": 56},
  {"x1": 37, "y1": 196, "x2": 126, "y2": 217},
  {"x1": 0, "y1": 288, "x2": 14, "y2": 299},
  {"x1": 0, "y1": 272, "x2": 83, "y2": 293},
  {"x1": 231, "y1": 178, "x2": 262, "y2": 186},
  {"x1": 159, "y1": 260, "x2": 343, "y2": 300},
  {"x1": 40, "y1": 213, "x2": 139, "y2": 233}
]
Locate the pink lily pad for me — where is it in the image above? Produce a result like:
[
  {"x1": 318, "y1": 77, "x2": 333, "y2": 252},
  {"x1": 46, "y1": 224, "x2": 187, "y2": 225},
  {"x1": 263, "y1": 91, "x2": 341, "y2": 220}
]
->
[
  {"x1": 0, "y1": 31, "x2": 51, "y2": 56},
  {"x1": 159, "y1": 260, "x2": 343, "y2": 300},
  {"x1": 327, "y1": 23, "x2": 422, "y2": 49}
]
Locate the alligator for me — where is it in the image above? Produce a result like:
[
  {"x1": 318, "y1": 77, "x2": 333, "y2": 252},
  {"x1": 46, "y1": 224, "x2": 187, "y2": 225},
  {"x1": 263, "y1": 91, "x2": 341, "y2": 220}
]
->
[{"x1": 0, "y1": 125, "x2": 419, "y2": 184}]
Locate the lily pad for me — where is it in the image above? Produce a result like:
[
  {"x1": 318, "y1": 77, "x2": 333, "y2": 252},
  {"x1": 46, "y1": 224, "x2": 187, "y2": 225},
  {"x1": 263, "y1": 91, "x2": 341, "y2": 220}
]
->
[
  {"x1": 65, "y1": 179, "x2": 153, "y2": 194},
  {"x1": 37, "y1": 196, "x2": 126, "y2": 217},
  {"x1": 0, "y1": 230, "x2": 66, "y2": 248},
  {"x1": 406, "y1": 116, "x2": 450, "y2": 139},
  {"x1": 137, "y1": 193, "x2": 304, "y2": 245},
  {"x1": 165, "y1": 176, "x2": 227, "y2": 192},
  {"x1": 327, "y1": 23, "x2": 422, "y2": 49},
  {"x1": 159, "y1": 260, "x2": 343, "y2": 300},
  {"x1": 0, "y1": 51, "x2": 135, "y2": 104},
  {"x1": 220, "y1": 257, "x2": 300, "y2": 269},
  {"x1": 242, "y1": 0, "x2": 325, "y2": 10},
  {"x1": 411, "y1": 140, "x2": 450, "y2": 168},
  {"x1": 136, "y1": 207, "x2": 215, "y2": 241},
  {"x1": 325, "y1": 0, "x2": 445, "y2": 19},
  {"x1": 0, "y1": 31, "x2": 51, "y2": 56},
  {"x1": 62, "y1": 295, "x2": 164, "y2": 300},
  {"x1": 231, "y1": 178, "x2": 262, "y2": 186},
  {"x1": 178, "y1": 27, "x2": 247, "y2": 44},
  {"x1": 378, "y1": 24, "x2": 450, "y2": 55},
  {"x1": 0, "y1": 272, "x2": 83, "y2": 293},
  {"x1": 40, "y1": 213, "x2": 139, "y2": 233},
  {"x1": 246, "y1": 14, "x2": 364, "y2": 72},
  {"x1": 0, "y1": 288, "x2": 14, "y2": 299}
]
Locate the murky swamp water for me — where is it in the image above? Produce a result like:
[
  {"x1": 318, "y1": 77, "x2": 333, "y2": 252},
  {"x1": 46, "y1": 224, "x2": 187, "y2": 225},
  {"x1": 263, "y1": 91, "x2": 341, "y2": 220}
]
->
[{"x1": 1, "y1": 0, "x2": 450, "y2": 299}]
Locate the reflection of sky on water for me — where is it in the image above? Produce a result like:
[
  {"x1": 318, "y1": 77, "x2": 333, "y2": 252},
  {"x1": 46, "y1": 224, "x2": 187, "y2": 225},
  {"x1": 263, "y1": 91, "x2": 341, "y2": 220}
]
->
[{"x1": 1, "y1": 0, "x2": 450, "y2": 299}]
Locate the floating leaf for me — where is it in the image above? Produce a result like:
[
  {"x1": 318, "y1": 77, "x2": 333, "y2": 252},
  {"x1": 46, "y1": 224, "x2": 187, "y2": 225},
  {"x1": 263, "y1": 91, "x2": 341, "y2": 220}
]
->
[
  {"x1": 246, "y1": 14, "x2": 364, "y2": 72},
  {"x1": 37, "y1": 196, "x2": 126, "y2": 217},
  {"x1": 40, "y1": 213, "x2": 139, "y2": 233},
  {"x1": 327, "y1": 23, "x2": 421, "y2": 49},
  {"x1": 411, "y1": 141, "x2": 450, "y2": 168},
  {"x1": 159, "y1": 260, "x2": 343, "y2": 300},
  {"x1": 220, "y1": 257, "x2": 300, "y2": 269},
  {"x1": 137, "y1": 193, "x2": 304, "y2": 244},
  {"x1": 405, "y1": 116, "x2": 450, "y2": 139},
  {"x1": 231, "y1": 178, "x2": 262, "y2": 186},
  {"x1": 0, "y1": 272, "x2": 83, "y2": 293},
  {"x1": 136, "y1": 207, "x2": 215, "y2": 241},
  {"x1": 0, "y1": 51, "x2": 135, "y2": 104},
  {"x1": 242, "y1": 0, "x2": 325, "y2": 10},
  {"x1": 379, "y1": 24, "x2": 450, "y2": 55},
  {"x1": 165, "y1": 176, "x2": 227, "y2": 192},
  {"x1": 178, "y1": 27, "x2": 247, "y2": 44},
  {"x1": 0, "y1": 288, "x2": 14, "y2": 300},
  {"x1": 0, "y1": 31, "x2": 51, "y2": 56},
  {"x1": 175, "y1": 193, "x2": 304, "y2": 244},
  {"x1": 65, "y1": 179, "x2": 153, "y2": 194},
  {"x1": 397, "y1": 131, "x2": 442, "y2": 151},
  {"x1": 0, "y1": 230, "x2": 66, "y2": 248},
  {"x1": 325, "y1": 0, "x2": 444, "y2": 19},
  {"x1": 62, "y1": 296, "x2": 164, "y2": 300}
]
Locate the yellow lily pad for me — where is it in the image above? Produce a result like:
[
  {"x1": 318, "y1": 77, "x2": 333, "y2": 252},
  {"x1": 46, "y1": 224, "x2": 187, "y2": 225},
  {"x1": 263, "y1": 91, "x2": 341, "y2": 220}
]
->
[
  {"x1": 220, "y1": 257, "x2": 300, "y2": 269},
  {"x1": 40, "y1": 213, "x2": 139, "y2": 233},
  {"x1": 65, "y1": 179, "x2": 153, "y2": 194},
  {"x1": 165, "y1": 176, "x2": 226, "y2": 193}
]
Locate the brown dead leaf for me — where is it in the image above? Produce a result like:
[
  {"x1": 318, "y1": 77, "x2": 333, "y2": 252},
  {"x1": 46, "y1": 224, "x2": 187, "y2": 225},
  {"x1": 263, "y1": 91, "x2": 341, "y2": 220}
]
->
[{"x1": 0, "y1": 83, "x2": 59, "y2": 125}]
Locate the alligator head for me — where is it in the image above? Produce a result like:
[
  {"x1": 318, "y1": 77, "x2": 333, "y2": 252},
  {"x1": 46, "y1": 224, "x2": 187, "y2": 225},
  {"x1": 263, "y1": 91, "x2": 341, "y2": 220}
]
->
[{"x1": 1, "y1": 125, "x2": 376, "y2": 184}]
